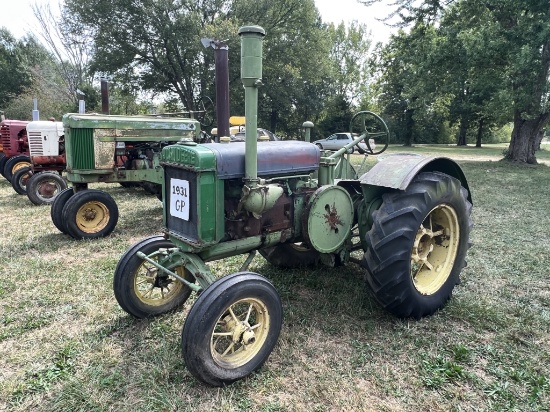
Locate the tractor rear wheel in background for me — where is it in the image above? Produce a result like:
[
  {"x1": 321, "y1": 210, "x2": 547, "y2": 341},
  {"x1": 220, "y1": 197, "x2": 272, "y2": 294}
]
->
[
  {"x1": 182, "y1": 272, "x2": 282, "y2": 386},
  {"x1": 259, "y1": 243, "x2": 320, "y2": 268},
  {"x1": 27, "y1": 172, "x2": 67, "y2": 205},
  {"x1": 11, "y1": 166, "x2": 33, "y2": 195},
  {"x1": 3, "y1": 155, "x2": 31, "y2": 182},
  {"x1": 62, "y1": 189, "x2": 119, "y2": 239},
  {"x1": 363, "y1": 171, "x2": 472, "y2": 319},
  {"x1": 113, "y1": 236, "x2": 195, "y2": 318}
]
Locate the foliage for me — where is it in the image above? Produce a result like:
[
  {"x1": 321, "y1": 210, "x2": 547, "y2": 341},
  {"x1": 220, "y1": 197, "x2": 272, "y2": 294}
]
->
[
  {"x1": 361, "y1": 0, "x2": 550, "y2": 162},
  {"x1": 0, "y1": 29, "x2": 34, "y2": 111}
]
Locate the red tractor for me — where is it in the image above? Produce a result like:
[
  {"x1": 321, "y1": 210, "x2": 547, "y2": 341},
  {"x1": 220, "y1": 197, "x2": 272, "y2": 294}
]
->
[{"x1": 0, "y1": 119, "x2": 31, "y2": 183}]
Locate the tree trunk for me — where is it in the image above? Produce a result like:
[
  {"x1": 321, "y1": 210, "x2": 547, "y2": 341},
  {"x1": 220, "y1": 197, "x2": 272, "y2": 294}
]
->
[
  {"x1": 404, "y1": 108, "x2": 414, "y2": 146},
  {"x1": 535, "y1": 129, "x2": 544, "y2": 151},
  {"x1": 476, "y1": 117, "x2": 484, "y2": 148},
  {"x1": 457, "y1": 116, "x2": 468, "y2": 146},
  {"x1": 506, "y1": 111, "x2": 549, "y2": 163},
  {"x1": 270, "y1": 109, "x2": 278, "y2": 132}
]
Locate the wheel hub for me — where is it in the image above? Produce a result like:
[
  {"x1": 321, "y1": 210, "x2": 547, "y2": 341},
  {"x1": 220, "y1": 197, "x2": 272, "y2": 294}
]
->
[
  {"x1": 38, "y1": 182, "x2": 56, "y2": 196},
  {"x1": 411, "y1": 227, "x2": 435, "y2": 269},
  {"x1": 83, "y1": 207, "x2": 97, "y2": 220},
  {"x1": 223, "y1": 315, "x2": 256, "y2": 346}
]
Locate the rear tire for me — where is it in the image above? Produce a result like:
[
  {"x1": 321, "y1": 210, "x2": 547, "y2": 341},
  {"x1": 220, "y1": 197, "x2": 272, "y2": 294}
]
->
[
  {"x1": 3, "y1": 155, "x2": 31, "y2": 182},
  {"x1": 27, "y1": 172, "x2": 67, "y2": 205},
  {"x1": 259, "y1": 243, "x2": 320, "y2": 268},
  {"x1": 11, "y1": 166, "x2": 32, "y2": 195},
  {"x1": 363, "y1": 172, "x2": 472, "y2": 319},
  {"x1": 62, "y1": 189, "x2": 119, "y2": 239}
]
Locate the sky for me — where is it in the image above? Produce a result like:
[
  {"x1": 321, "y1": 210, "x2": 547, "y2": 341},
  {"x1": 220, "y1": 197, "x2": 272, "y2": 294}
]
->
[{"x1": 3, "y1": 0, "x2": 396, "y2": 44}]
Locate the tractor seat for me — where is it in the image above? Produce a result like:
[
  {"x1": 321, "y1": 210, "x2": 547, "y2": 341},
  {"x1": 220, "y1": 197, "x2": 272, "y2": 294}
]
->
[{"x1": 204, "y1": 141, "x2": 320, "y2": 179}]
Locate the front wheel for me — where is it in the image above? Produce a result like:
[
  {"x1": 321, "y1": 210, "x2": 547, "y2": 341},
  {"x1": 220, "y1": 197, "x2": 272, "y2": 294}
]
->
[
  {"x1": 363, "y1": 172, "x2": 472, "y2": 319},
  {"x1": 113, "y1": 236, "x2": 194, "y2": 318},
  {"x1": 27, "y1": 172, "x2": 67, "y2": 205},
  {"x1": 11, "y1": 166, "x2": 33, "y2": 195},
  {"x1": 3, "y1": 155, "x2": 31, "y2": 182},
  {"x1": 182, "y1": 272, "x2": 283, "y2": 386},
  {"x1": 51, "y1": 187, "x2": 74, "y2": 233},
  {"x1": 62, "y1": 189, "x2": 119, "y2": 239}
]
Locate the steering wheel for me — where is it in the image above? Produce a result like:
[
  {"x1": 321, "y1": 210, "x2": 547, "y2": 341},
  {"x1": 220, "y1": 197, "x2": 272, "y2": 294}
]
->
[
  {"x1": 349, "y1": 111, "x2": 390, "y2": 155},
  {"x1": 194, "y1": 96, "x2": 214, "y2": 128}
]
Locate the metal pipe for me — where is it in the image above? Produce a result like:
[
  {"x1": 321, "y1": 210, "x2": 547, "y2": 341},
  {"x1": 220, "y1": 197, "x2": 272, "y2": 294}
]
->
[
  {"x1": 32, "y1": 98, "x2": 39, "y2": 121},
  {"x1": 215, "y1": 44, "x2": 230, "y2": 141},
  {"x1": 238, "y1": 25, "x2": 266, "y2": 187},
  {"x1": 101, "y1": 79, "x2": 109, "y2": 115}
]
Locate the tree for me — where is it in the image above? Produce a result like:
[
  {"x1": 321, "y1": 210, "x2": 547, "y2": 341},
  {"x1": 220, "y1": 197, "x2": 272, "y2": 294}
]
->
[
  {"x1": 0, "y1": 28, "x2": 32, "y2": 110},
  {"x1": 360, "y1": 0, "x2": 550, "y2": 163}
]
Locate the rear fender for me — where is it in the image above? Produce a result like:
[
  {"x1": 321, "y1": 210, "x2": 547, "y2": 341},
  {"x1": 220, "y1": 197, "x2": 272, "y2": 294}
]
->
[{"x1": 359, "y1": 153, "x2": 472, "y2": 203}]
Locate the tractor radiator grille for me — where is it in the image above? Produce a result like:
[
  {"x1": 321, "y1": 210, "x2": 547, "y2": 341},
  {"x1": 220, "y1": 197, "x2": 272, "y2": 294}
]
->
[
  {"x1": 71, "y1": 128, "x2": 94, "y2": 169},
  {"x1": 0, "y1": 125, "x2": 11, "y2": 152},
  {"x1": 28, "y1": 131, "x2": 43, "y2": 156},
  {"x1": 164, "y1": 167, "x2": 199, "y2": 243}
]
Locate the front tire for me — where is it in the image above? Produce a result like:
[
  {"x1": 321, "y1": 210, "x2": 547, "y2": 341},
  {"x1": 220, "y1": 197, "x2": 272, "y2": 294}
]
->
[
  {"x1": 113, "y1": 236, "x2": 194, "y2": 318},
  {"x1": 51, "y1": 188, "x2": 74, "y2": 233},
  {"x1": 182, "y1": 272, "x2": 283, "y2": 386},
  {"x1": 62, "y1": 189, "x2": 119, "y2": 239},
  {"x1": 27, "y1": 172, "x2": 67, "y2": 205},
  {"x1": 3, "y1": 155, "x2": 31, "y2": 182},
  {"x1": 11, "y1": 166, "x2": 32, "y2": 195},
  {"x1": 363, "y1": 172, "x2": 472, "y2": 319}
]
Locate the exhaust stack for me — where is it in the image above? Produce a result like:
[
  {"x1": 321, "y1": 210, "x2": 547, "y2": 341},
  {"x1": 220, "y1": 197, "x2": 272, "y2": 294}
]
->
[
  {"x1": 238, "y1": 25, "x2": 265, "y2": 187},
  {"x1": 238, "y1": 26, "x2": 283, "y2": 218}
]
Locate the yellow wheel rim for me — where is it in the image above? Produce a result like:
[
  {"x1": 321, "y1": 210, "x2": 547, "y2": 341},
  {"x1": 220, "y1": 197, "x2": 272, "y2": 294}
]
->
[
  {"x1": 211, "y1": 298, "x2": 271, "y2": 368},
  {"x1": 411, "y1": 204, "x2": 460, "y2": 295},
  {"x1": 75, "y1": 201, "x2": 110, "y2": 233},
  {"x1": 132, "y1": 261, "x2": 184, "y2": 307},
  {"x1": 12, "y1": 161, "x2": 31, "y2": 174}
]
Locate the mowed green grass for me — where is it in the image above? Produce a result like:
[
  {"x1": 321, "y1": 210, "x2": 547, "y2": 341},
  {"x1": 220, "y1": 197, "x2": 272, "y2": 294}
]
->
[{"x1": 1, "y1": 145, "x2": 549, "y2": 411}]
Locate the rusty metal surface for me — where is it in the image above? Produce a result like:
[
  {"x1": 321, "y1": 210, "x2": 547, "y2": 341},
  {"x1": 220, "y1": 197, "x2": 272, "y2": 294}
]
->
[
  {"x1": 93, "y1": 136, "x2": 116, "y2": 169},
  {"x1": 360, "y1": 154, "x2": 471, "y2": 202}
]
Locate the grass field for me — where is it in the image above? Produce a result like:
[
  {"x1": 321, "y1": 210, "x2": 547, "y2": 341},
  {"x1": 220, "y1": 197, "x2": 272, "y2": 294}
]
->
[{"x1": 1, "y1": 144, "x2": 549, "y2": 411}]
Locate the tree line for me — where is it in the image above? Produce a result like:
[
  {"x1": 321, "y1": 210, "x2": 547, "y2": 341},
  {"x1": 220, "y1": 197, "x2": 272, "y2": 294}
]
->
[{"x1": 1, "y1": 0, "x2": 548, "y2": 163}]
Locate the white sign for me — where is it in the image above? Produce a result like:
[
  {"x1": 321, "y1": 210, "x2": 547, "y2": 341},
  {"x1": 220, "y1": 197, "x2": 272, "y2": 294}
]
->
[{"x1": 169, "y1": 178, "x2": 190, "y2": 221}]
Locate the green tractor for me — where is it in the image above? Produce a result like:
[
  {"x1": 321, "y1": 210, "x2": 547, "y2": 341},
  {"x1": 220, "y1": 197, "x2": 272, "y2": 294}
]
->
[
  {"x1": 113, "y1": 26, "x2": 473, "y2": 386},
  {"x1": 51, "y1": 114, "x2": 201, "y2": 239}
]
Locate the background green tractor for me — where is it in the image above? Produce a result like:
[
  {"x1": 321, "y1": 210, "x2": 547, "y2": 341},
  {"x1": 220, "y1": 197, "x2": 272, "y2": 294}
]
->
[
  {"x1": 112, "y1": 26, "x2": 473, "y2": 386},
  {"x1": 51, "y1": 114, "x2": 201, "y2": 239}
]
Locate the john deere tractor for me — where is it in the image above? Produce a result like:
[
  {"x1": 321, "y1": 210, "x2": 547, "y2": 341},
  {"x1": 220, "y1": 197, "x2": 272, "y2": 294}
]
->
[
  {"x1": 50, "y1": 114, "x2": 201, "y2": 239},
  {"x1": 113, "y1": 26, "x2": 473, "y2": 386}
]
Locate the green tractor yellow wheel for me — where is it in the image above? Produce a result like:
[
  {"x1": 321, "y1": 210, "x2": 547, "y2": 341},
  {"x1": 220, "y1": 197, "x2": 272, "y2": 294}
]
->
[
  {"x1": 363, "y1": 171, "x2": 472, "y2": 319},
  {"x1": 182, "y1": 272, "x2": 282, "y2": 386},
  {"x1": 411, "y1": 204, "x2": 460, "y2": 295},
  {"x1": 62, "y1": 189, "x2": 119, "y2": 239},
  {"x1": 113, "y1": 236, "x2": 195, "y2": 318}
]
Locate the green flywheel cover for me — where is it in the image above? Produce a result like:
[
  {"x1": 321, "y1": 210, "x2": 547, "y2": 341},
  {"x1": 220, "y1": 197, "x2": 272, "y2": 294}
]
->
[{"x1": 303, "y1": 185, "x2": 354, "y2": 253}]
